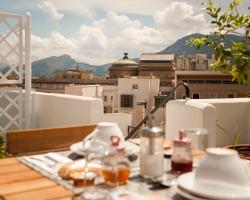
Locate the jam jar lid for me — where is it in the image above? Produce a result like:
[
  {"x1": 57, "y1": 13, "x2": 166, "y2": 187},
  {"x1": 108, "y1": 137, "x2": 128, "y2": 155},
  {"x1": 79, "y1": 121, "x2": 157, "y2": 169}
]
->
[{"x1": 173, "y1": 129, "x2": 191, "y2": 146}]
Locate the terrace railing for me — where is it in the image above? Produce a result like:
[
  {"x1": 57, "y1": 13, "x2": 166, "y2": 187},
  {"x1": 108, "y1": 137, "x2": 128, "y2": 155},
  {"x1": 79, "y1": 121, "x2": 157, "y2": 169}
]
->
[{"x1": 0, "y1": 12, "x2": 31, "y2": 133}]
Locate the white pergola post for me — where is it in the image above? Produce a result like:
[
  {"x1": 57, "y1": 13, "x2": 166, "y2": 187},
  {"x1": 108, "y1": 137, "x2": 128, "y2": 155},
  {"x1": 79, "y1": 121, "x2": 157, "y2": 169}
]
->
[{"x1": 24, "y1": 13, "x2": 31, "y2": 129}]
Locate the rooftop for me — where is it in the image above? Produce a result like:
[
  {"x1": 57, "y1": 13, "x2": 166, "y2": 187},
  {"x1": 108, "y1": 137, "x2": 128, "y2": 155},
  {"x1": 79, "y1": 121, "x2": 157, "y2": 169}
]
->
[{"x1": 139, "y1": 53, "x2": 175, "y2": 61}]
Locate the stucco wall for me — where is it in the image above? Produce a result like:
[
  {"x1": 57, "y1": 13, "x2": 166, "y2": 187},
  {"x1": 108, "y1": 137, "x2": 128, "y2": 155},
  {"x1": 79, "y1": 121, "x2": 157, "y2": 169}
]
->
[{"x1": 31, "y1": 92, "x2": 131, "y2": 136}]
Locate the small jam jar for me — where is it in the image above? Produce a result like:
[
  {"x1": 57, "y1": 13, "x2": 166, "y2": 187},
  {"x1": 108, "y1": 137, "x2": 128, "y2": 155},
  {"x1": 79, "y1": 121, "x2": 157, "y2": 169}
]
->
[{"x1": 171, "y1": 130, "x2": 193, "y2": 174}]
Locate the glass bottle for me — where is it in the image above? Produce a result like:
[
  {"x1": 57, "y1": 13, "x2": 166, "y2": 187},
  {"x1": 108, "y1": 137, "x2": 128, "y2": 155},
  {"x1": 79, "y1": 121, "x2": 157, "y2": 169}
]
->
[{"x1": 171, "y1": 130, "x2": 193, "y2": 174}]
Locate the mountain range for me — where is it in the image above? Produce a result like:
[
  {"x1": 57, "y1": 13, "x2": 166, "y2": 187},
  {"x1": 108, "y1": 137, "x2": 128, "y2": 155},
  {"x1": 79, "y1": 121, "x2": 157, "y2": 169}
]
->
[{"x1": 29, "y1": 33, "x2": 245, "y2": 77}]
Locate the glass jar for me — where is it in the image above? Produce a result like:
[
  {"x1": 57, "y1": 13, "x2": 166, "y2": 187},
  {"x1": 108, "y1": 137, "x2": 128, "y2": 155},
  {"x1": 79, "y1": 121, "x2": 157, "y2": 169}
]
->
[
  {"x1": 101, "y1": 148, "x2": 130, "y2": 186},
  {"x1": 171, "y1": 130, "x2": 193, "y2": 174},
  {"x1": 140, "y1": 126, "x2": 165, "y2": 179}
]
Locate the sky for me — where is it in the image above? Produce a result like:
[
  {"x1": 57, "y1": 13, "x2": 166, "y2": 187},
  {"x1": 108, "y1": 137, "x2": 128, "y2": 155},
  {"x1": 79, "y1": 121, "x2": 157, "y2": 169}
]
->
[{"x1": 0, "y1": 0, "x2": 249, "y2": 65}]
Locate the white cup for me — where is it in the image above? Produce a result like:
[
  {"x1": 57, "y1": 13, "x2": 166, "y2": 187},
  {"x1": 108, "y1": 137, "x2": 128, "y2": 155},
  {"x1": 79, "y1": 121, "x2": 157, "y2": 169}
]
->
[
  {"x1": 195, "y1": 148, "x2": 249, "y2": 186},
  {"x1": 83, "y1": 122, "x2": 125, "y2": 149}
]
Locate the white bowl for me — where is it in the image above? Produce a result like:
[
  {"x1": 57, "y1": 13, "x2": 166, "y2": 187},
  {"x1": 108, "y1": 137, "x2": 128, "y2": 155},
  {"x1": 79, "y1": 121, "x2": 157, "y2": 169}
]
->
[
  {"x1": 195, "y1": 148, "x2": 249, "y2": 186},
  {"x1": 83, "y1": 122, "x2": 125, "y2": 149}
]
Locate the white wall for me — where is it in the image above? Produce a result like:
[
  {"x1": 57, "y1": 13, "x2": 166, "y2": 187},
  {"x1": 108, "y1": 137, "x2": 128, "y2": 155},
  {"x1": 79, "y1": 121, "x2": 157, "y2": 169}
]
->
[
  {"x1": 31, "y1": 92, "x2": 131, "y2": 136},
  {"x1": 102, "y1": 113, "x2": 132, "y2": 137},
  {"x1": 65, "y1": 85, "x2": 103, "y2": 98},
  {"x1": 118, "y1": 77, "x2": 160, "y2": 114},
  {"x1": 166, "y1": 98, "x2": 250, "y2": 147}
]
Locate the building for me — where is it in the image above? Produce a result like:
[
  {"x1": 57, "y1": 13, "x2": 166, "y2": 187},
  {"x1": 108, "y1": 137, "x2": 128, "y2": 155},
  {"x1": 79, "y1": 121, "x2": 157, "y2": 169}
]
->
[
  {"x1": 176, "y1": 53, "x2": 217, "y2": 71},
  {"x1": 117, "y1": 77, "x2": 161, "y2": 126},
  {"x1": 54, "y1": 68, "x2": 94, "y2": 80},
  {"x1": 65, "y1": 84, "x2": 103, "y2": 98},
  {"x1": 138, "y1": 53, "x2": 175, "y2": 86},
  {"x1": 175, "y1": 70, "x2": 250, "y2": 99},
  {"x1": 32, "y1": 78, "x2": 117, "y2": 93},
  {"x1": 102, "y1": 85, "x2": 118, "y2": 113},
  {"x1": 109, "y1": 53, "x2": 138, "y2": 79}
]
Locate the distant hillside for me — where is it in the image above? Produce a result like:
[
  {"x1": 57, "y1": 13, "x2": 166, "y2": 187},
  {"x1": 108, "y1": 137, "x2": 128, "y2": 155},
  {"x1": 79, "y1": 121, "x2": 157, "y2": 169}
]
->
[
  {"x1": 32, "y1": 54, "x2": 111, "y2": 77},
  {"x1": 161, "y1": 33, "x2": 244, "y2": 58},
  {"x1": 16, "y1": 33, "x2": 245, "y2": 77}
]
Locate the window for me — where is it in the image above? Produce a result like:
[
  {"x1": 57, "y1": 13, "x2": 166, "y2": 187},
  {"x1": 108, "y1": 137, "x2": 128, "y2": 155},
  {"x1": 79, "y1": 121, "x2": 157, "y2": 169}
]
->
[
  {"x1": 104, "y1": 107, "x2": 113, "y2": 113},
  {"x1": 209, "y1": 93, "x2": 217, "y2": 99},
  {"x1": 192, "y1": 93, "x2": 200, "y2": 99},
  {"x1": 111, "y1": 96, "x2": 113, "y2": 101},
  {"x1": 223, "y1": 80, "x2": 233, "y2": 84},
  {"x1": 206, "y1": 80, "x2": 222, "y2": 84},
  {"x1": 189, "y1": 80, "x2": 205, "y2": 84},
  {"x1": 228, "y1": 93, "x2": 235, "y2": 98},
  {"x1": 133, "y1": 84, "x2": 138, "y2": 89},
  {"x1": 120, "y1": 95, "x2": 133, "y2": 108},
  {"x1": 104, "y1": 96, "x2": 107, "y2": 102}
]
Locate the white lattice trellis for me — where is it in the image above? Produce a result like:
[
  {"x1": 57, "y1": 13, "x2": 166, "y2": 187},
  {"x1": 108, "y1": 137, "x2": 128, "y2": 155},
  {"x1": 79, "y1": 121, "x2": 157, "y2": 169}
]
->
[
  {"x1": 0, "y1": 12, "x2": 31, "y2": 133},
  {"x1": 0, "y1": 87, "x2": 23, "y2": 130}
]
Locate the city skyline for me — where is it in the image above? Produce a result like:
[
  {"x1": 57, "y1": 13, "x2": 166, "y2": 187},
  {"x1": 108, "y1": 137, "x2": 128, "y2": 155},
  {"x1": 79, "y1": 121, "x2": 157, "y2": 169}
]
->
[{"x1": 1, "y1": 0, "x2": 249, "y2": 64}]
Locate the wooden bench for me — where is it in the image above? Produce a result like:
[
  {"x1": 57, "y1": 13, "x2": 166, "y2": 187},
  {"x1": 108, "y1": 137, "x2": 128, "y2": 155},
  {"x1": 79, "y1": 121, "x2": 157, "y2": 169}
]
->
[{"x1": 7, "y1": 124, "x2": 96, "y2": 156}]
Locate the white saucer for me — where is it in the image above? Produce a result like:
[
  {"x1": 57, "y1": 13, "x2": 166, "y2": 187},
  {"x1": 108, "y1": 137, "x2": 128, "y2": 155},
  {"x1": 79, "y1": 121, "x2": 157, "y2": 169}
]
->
[
  {"x1": 176, "y1": 186, "x2": 208, "y2": 200},
  {"x1": 177, "y1": 172, "x2": 250, "y2": 200},
  {"x1": 70, "y1": 141, "x2": 140, "y2": 156}
]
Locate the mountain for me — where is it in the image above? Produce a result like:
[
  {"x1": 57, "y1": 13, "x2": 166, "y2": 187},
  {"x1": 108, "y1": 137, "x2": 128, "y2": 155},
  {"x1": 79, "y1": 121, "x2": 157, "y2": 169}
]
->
[
  {"x1": 161, "y1": 33, "x2": 244, "y2": 58},
  {"x1": 30, "y1": 33, "x2": 245, "y2": 77},
  {"x1": 32, "y1": 54, "x2": 111, "y2": 77}
]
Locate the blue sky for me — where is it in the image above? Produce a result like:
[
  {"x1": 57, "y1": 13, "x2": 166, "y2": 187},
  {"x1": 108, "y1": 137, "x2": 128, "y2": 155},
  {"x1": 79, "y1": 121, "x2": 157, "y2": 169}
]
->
[{"x1": 0, "y1": 0, "x2": 249, "y2": 64}]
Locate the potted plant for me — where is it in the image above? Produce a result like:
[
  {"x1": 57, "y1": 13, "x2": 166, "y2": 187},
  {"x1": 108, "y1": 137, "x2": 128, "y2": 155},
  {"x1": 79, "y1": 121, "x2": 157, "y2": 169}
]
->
[
  {"x1": 0, "y1": 134, "x2": 7, "y2": 159},
  {"x1": 188, "y1": 0, "x2": 250, "y2": 86},
  {"x1": 189, "y1": 0, "x2": 250, "y2": 159}
]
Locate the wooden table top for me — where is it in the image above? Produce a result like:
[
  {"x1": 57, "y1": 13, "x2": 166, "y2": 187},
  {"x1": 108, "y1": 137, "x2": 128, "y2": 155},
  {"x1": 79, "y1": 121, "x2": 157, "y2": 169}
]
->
[
  {"x1": 0, "y1": 157, "x2": 175, "y2": 200},
  {"x1": 0, "y1": 157, "x2": 74, "y2": 200}
]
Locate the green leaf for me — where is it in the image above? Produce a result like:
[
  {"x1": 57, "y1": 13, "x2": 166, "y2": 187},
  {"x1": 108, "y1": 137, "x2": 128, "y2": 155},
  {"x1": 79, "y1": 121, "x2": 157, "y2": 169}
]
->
[
  {"x1": 230, "y1": 3, "x2": 235, "y2": 11},
  {"x1": 188, "y1": 0, "x2": 250, "y2": 86},
  {"x1": 232, "y1": 129, "x2": 241, "y2": 149},
  {"x1": 234, "y1": 0, "x2": 242, "y2": 5}
]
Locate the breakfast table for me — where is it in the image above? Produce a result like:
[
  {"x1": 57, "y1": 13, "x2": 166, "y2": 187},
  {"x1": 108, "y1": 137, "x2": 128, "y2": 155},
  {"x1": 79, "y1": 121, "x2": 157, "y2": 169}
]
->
[
  {"x1": 1, "y1": 142, "x2": 249, "y2": 200},
  {"x1": 0, "y1": 148, "x2": 193, "y2": 200}
]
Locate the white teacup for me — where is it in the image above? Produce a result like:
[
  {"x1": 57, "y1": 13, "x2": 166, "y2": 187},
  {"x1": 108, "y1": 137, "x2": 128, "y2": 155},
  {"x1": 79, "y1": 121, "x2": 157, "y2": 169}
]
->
[
  {"x1": 195, "y1": 148, "x2": 249, "y2": 186},
  {"x1": 84, "y1": 122, "x2": 125, "y2": 149}
]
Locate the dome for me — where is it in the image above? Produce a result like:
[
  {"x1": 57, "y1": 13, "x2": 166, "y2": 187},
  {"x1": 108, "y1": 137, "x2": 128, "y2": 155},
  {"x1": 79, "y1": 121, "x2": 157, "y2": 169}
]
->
[{"x1": 112, "y1": 53, "x2": 138, "y2": 68}]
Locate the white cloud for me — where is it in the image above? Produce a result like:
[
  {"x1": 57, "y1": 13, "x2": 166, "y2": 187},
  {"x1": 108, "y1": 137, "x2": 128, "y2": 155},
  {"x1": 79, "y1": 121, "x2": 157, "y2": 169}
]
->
[
  {"x1": 154, "y1": 2, "x2": 209, "y2": 36},
  {"x1": 38, "y1": 1, "x2": 64, "y2": 21},
  {"x1": 93, "y1": 11, "x2": 142, "y2": 37},
  {"x1": 51, "y1": 0, "x2": 92, "y2": 17},
  {"x1": 32, "y1": 2, "x2": 211, "y2": 64}
]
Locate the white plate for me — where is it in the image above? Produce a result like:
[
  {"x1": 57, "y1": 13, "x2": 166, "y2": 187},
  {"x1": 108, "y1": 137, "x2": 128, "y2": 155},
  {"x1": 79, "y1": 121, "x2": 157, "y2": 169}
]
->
[
  {"x1": 70, "y1": 141, "x2": 141, "y2": 156},
  {"x1": 176, "y1": 186, "x2": 208, "y2": 200},
  {"x1": 177, "y1": 172, "x2": 250, "y2": 200}
]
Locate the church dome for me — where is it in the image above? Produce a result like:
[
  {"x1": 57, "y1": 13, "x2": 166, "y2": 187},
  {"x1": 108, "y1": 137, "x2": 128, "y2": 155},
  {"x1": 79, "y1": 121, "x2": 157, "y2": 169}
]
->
[{"x1": 112, "y1": 53, "x2": 138, "y2": 68}]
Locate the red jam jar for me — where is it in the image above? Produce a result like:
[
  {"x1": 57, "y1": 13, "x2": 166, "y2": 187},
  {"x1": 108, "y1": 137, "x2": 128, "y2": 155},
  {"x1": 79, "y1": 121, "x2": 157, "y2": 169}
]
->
[{"x1": 171, "y1": 130, "x2": 193, "y2": 174}]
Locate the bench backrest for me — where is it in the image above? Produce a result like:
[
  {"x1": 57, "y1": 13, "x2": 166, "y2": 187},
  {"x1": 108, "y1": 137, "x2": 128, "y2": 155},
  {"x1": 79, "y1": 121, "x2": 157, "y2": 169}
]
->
[{"x1": 7, "y1": 124, "x2": 96, "y2": 156}]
